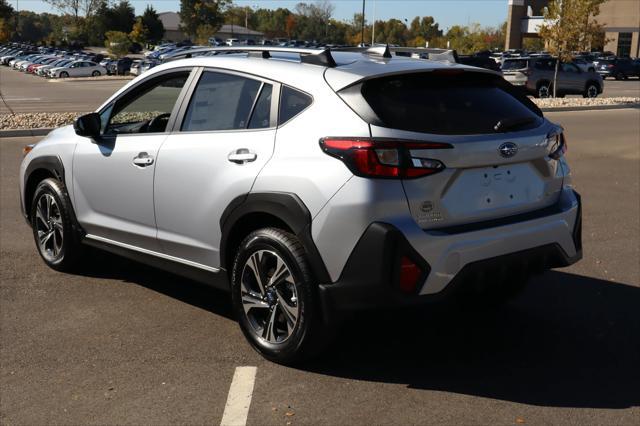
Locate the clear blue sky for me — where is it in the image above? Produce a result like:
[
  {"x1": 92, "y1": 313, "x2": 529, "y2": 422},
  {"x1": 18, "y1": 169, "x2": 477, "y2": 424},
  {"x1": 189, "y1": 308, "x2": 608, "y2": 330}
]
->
[{"x1": 11, "y1": 0, "x2": 508, "y2": 30}]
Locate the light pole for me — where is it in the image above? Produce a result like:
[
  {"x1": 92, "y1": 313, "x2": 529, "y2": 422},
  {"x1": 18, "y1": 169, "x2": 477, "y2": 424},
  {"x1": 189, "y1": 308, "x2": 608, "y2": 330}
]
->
[
  {"x1": 371, "y1": 0, "x2": 376, "y2": 45},
  {"x1": 360, "y1": 0, "x2": 366, "y2": 46}
]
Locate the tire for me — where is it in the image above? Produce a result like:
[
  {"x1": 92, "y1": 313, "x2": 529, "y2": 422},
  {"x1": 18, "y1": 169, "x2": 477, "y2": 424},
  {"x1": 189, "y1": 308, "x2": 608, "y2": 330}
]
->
[
  {"x1": 231, "y1": 227, "x2": 326, "y2": 365},
  {"x1": 91, "y1": 70, "x2": 100, "y2": 77},
  {"x1": 59, "y1": 71, "x2": 69, "y2": 78},
  {"x1": 30, "y1": 178, "x2": 83, "y2": 272},
  {"x1": 536, "y1": 82, "x2": 552, "y2": 98},
  {"x1": 583, "y1": 82, "x2": 600, "y2": 98},
  {"x1": 615, "y1": 72, "x2": 625, "y2": 80}
]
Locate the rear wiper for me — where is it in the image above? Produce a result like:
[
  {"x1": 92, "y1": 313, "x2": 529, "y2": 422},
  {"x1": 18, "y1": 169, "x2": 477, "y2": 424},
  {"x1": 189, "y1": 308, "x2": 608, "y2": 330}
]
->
[{"x1": 494, "y1": 116, "x2": 537, "y2": 132}]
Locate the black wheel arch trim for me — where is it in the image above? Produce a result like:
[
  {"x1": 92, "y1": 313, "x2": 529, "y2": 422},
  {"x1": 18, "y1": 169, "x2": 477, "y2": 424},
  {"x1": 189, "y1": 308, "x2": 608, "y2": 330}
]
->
[
  {"x1": 23, "y1": 155, "x2": 83, "y2": 236},
  {"x1": 23, "y1": 155, "x2": 66, "y2": 219},
  {"x1": 220, "y1": 192, "x2": 332, "y2": 284}
]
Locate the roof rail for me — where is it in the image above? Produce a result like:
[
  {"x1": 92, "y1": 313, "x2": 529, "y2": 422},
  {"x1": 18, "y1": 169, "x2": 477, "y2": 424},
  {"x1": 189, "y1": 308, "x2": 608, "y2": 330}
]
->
[
  {"x1": 161, "y1": 45, "x2": 459, "y2": 66},
  {"x1": 162, "y1": 46, "x2": 337, "y2": 67}
]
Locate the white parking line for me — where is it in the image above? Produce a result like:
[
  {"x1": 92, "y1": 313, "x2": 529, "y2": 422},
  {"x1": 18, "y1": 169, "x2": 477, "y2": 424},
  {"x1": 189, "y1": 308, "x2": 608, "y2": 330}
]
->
[{"x1": 220, "y1": 366, "x2": 258, "y2": 426}]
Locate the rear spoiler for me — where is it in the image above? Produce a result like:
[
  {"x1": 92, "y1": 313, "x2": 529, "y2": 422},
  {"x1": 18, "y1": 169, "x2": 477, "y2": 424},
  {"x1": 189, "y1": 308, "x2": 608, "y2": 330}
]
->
[{"x1": 334, "y1": 46, "x2": 459, "y2": 64}]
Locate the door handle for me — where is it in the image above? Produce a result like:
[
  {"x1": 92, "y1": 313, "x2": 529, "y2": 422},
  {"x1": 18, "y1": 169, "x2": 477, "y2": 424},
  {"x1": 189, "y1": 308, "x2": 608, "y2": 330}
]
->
[
  {"x1": 228, "y1": 148, "x2": 257, "y2": 164},
  {"x1": 133, "y1": 152, "x2": 154, "y2": 167}
]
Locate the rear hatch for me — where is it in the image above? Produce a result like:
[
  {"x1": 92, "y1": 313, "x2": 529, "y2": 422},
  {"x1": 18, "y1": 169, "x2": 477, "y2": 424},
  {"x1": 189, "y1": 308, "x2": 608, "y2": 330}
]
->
[
  {"x1": 336, "y1": 70, "x2": 565, "y2": 230},
  {"x1": 500, "y1": 59, "x2": 530, "y2": 84}
]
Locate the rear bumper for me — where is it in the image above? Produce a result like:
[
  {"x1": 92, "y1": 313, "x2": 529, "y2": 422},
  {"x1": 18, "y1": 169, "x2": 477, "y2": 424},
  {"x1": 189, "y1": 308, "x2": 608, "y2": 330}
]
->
[{"x1": 319, "y1": 188, "x2": 581, "y2": 316}]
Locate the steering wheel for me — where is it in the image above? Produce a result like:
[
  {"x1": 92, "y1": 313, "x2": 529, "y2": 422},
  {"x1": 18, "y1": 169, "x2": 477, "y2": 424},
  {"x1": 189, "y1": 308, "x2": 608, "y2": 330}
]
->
[{"x1": 147, "y1": 113, "x2": 172, "y2": 133}]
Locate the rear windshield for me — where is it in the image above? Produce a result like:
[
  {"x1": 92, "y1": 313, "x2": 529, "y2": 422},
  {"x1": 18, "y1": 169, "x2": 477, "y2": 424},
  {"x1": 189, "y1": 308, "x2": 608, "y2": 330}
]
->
[
  {"x1": 360, "y1": 72, "x2": 543, "y2": 135},
  {"x1": 501, "y1": 59, "x2": 529, "y2": 70}
]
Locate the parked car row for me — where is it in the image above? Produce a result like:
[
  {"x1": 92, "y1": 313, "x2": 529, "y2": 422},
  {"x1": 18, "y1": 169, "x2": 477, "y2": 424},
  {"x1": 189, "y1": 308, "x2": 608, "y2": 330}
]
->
[{"x1": 0, "y1": 44, "x2": 108, "y2": 78}]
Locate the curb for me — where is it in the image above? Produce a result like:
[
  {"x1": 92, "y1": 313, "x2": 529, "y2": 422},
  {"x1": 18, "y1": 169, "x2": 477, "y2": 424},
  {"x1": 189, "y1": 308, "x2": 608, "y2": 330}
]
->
[
  {"x1": 540, "y1": 103, "x2": 640, "y2": 112},
  {"x1": 0, "y1": 128, "x2": 54, "y2": 138}
]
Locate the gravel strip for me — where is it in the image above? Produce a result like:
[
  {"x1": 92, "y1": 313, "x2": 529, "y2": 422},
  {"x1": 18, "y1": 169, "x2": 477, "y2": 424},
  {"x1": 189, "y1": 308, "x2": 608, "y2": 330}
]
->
[
  {"x1": 2, "y1": 97, "x2": 639, "y2": 130},
  {"x1": 0, "y1": 112, "x2": 87, "y2": 130},
  {"x1": 48, "y1": 75, "x2": 134, "y2": 83},
  {"x1": 533, "y1": 97, "x2": 640, "y2": 108}
]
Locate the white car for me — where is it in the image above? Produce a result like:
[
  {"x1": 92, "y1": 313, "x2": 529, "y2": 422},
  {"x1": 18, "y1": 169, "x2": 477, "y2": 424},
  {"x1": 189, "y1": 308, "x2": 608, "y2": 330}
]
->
[
  {"x1": 226, "y1": 38, "x2": 239, "y2": 46},
  {"x1": 20, "y1": 46, "x2": 581, "y2": 364},
  {"x1": 49, "y1": 61, "x2": 107, "y2": 78},
  {"x1": 37, "y1": 59, "x2": 73, "y2": 76}
]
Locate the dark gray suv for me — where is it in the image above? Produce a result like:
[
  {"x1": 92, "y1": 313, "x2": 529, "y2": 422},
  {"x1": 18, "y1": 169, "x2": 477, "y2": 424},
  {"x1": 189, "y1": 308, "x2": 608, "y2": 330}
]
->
[{"x1": 502, "y1": 57, "x2": 603, "y2": 98}]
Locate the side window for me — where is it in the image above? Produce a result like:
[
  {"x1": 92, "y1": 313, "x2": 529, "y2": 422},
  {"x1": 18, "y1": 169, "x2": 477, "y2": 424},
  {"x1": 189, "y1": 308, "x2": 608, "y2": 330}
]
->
[
  {"x1": 278, "y1": 86, "x2": 312, "y2": 125},
  {"x1": 181, "y1": 71, "x2": 263, "y2": 132},
  {"x1": 562, "y1": 63, "x2": 579, "y2": 73},
  {"x1": 106, "y1": 72, "x2": 189, "y2": 135},
  {"x1": 248, "y1": 84, "x2": 273, "y2": 129}
]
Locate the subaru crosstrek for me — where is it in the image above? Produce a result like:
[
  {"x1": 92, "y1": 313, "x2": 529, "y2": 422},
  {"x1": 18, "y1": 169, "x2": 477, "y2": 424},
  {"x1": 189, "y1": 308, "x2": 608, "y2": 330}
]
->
[{"x1": 20, "y1": 47, "x2": 582, "y2": 364}]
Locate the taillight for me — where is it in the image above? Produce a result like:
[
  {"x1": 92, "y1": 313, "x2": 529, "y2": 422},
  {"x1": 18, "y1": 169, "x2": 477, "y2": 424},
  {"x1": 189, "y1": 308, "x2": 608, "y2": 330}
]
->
[
  {"x1": 607, "y1": 64, "x2": 614, "y2": 68},
  {"x1": 546, "y1": 129, "x2": 567, "y2": 160},
  {"x1": 319, "y1": 138, "x2": 451, "y2": 179}
]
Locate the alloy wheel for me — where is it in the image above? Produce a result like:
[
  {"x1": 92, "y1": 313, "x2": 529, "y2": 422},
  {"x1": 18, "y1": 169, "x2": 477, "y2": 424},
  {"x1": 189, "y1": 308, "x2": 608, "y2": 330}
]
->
[
  {"x1": 587, "y1": 85, "x2": 598, "y2": 98},
  {"x1": 240, "y1": 250, "x2": 299, "y2": 344},
  {"x1": 35, "y1": 193, "x2": 64, "y2": 262},
  {"x1": 538, "y1": 85, "x2": 550, "y2": 98}
]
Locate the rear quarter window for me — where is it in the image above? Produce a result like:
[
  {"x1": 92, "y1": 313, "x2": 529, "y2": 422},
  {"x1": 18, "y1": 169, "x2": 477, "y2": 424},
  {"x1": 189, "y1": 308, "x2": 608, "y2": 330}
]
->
[
  {"x1": 359, "y1": 71, "x2": 543, "y2": 135},
  {"x1": 278, "y1": 86, "x2": 312, "y2": 125}
]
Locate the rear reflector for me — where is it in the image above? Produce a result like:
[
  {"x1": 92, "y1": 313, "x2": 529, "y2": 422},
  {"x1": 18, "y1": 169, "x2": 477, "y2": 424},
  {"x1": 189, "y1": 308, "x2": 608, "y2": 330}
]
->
[
  {"x1": 399, "y1": 256, "x2": 422, "y2": 293},
  {"x1": 320, "y1": 138, "x2": 451, "y2": 179}
]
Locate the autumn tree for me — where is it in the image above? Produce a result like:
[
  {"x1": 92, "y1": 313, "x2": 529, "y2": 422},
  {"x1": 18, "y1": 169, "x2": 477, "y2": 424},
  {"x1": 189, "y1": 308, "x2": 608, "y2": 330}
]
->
[
  {"x1": 539, "y1": 0, "x2": 606, "y2": 97},
  {"x1": 179, "y1": 0, "x2": 230, "y2": 39},
  {"x1": 105, "y1": 30, "x2": 131, "y2": 56},
  {"x1": 129, "y1": 17, "x2": 148, "y2": 44},
  {"x1": 141, "y1": 5, "x2": 164, "y2": 44},
  {"x1": 42, "y1": 0, "x2": 102, "y2": 24}
]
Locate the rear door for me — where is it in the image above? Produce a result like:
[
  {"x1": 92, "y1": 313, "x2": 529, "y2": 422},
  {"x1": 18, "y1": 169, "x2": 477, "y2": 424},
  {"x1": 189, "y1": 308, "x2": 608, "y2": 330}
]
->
[
  {"x1": 560, "y1": 63, "x2": 583, "y2": 93},
  {"x1": 153, "y1": 68, "x2": 279, "y2": 269},
  {"x1": 359, "y1": 71, "x2": 564, "y2": 230}
]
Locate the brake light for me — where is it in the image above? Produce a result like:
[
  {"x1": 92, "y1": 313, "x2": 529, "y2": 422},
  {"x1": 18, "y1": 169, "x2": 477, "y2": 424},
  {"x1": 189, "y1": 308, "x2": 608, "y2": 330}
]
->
[{"x1": 319, "y1": 138, "x2": 451, "y2": 179}]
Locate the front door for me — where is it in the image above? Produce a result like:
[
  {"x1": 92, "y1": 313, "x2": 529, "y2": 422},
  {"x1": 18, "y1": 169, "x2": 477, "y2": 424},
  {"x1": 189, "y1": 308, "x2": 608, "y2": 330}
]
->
[
  {"x1": 154, "y1": 69, "x2": 279, "y2": 269},
  {"x1": 72, "y1": 70, "x2": 192, "y2": 251}
]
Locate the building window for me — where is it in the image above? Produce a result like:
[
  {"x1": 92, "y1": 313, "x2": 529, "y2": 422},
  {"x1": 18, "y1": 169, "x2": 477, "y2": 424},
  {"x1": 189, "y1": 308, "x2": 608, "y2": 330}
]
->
[{"x1": 617, "y1": 32, "x2": 632, "y2": 58}]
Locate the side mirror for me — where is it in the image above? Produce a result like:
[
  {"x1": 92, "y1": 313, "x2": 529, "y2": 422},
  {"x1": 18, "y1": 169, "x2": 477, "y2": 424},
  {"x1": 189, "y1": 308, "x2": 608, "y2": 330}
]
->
[{"x1": 74, "y1": 112, "x2": 101, "y2": 138}]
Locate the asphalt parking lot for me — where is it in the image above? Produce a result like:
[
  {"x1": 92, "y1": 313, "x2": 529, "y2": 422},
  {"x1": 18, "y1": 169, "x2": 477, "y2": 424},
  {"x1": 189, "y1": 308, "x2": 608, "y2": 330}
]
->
[
  {"x1": 1, "y1": 108, "x2": 638, "y2": 425},
  {"x1": 1, "y1": 66, "x2": 639, "y2": 114}
]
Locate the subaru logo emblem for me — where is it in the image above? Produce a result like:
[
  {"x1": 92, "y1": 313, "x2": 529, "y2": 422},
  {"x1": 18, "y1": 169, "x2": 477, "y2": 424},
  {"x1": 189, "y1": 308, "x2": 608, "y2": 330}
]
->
[{"x1": 498, "y1": 142, "x2": 518, "y2": 158}]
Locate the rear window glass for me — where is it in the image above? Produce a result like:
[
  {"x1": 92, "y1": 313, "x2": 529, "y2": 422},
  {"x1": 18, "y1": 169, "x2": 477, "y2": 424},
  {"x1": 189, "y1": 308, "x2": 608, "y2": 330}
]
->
[
  {"x1": 501, "y1": 60, "x2": 528, "y2": 70},
  {"x1": 361, "y1": 72, "x2": 543, "y2": 135}
]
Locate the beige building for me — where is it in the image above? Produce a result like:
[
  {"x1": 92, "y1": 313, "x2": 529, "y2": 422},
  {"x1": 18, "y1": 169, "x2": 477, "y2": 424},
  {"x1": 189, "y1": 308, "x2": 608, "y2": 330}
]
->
[
  {"x1": 505, "y1": 0, "x2": 640, "y2": 57},
  {"x1": 157, "y1": 12, "x2": 264, "y2": 43}
]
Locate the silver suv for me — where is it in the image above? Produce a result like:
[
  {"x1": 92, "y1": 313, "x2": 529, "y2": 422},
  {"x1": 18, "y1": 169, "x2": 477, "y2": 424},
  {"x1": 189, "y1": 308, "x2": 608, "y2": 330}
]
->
[
  {"x1": 20, "y1": 47, "x2": 582, "y2": 364},
  {"x1": 502, "y1": 56, "x2": 603, "y2": 98}
]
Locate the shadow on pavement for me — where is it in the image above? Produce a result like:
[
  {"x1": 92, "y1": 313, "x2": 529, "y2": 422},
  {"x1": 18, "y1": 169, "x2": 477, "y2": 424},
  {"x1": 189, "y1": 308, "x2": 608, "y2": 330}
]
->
[
  {"x1": 305, "y1": 271, "x2": 640, "y2": 409},
  {"x1": 76, "y1": 250, "x2": 235, "y2": 320},
  {"x1": 74, "y1": 253, "x2": 639, "y2": 409}
]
